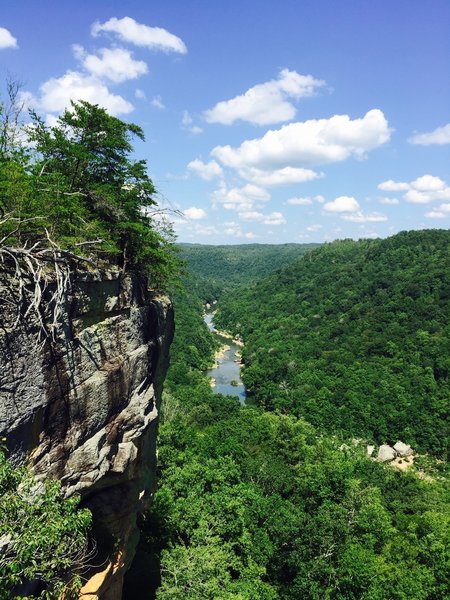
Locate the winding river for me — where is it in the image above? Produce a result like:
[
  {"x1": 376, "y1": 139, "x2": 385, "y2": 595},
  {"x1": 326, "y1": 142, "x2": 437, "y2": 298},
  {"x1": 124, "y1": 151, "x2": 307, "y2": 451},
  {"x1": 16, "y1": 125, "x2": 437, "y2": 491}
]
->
[{"x1": 204, "y1": 312, "x2": 246, "y2": 404}]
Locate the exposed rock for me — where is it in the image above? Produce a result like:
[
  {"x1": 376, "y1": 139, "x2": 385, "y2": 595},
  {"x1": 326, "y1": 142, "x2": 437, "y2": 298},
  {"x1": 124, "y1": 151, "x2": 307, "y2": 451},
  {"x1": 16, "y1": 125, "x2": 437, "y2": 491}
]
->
[
  {"x1": 367, "y1": 445, "x2": 375, "y2": 457},
  {"x1": 0, "y1": 270, "x2": 174, "y2": 599},
  {"x1": 393, "y1": 441, "x2": 414, "y2": 457},
  {"x1": 377, "y1": 444, "x2": 397, "y2": 462}
]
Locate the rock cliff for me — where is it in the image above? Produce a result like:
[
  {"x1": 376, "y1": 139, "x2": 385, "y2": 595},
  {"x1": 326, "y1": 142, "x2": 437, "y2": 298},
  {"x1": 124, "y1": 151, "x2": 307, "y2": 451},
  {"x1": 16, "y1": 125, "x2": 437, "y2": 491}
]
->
[{"x1": 0, "y1": 269, "x2": 174, "y2": 598}]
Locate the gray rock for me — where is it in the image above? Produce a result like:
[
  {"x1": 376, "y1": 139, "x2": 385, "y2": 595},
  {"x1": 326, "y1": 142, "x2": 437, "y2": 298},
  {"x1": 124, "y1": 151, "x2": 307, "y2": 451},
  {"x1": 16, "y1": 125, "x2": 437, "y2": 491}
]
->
[
  {"x1": 393, "y1": 441, "x2": 414, "y2": 457},
  {"x1": 367, "y1": 445, "x2": 375, "y2": 457},
  {"x1": 377, "y1": 444, "x2": 397, "y2": 462}
]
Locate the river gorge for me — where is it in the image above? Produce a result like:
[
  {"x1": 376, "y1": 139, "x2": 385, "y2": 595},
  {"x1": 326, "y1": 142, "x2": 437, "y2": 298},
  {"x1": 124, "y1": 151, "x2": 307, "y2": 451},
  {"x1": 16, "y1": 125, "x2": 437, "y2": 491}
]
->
[{"x1": 204, "y1": 312, "x2": 246, "y2": 403}]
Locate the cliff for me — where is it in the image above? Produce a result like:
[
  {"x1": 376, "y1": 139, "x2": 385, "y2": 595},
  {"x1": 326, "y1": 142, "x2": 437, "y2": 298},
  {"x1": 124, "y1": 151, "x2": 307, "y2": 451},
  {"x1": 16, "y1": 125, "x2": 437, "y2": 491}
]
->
[{"x1": 0, "y1": 269, "x2": 174, "y2": 599}]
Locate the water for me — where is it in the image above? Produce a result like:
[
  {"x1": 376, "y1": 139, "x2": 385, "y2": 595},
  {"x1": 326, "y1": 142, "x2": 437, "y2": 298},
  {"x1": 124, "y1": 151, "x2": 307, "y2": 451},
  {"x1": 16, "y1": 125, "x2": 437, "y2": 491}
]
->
[{"x1": 204, "y1": 312, "x2": 246, "y2": 404}]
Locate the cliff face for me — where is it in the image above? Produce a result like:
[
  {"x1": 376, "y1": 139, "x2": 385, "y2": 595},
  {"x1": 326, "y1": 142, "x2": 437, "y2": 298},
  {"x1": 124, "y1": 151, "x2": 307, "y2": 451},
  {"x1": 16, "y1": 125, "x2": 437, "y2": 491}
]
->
[{"x1": 0, "y1": 270, "x2": 174, "y2": 599}]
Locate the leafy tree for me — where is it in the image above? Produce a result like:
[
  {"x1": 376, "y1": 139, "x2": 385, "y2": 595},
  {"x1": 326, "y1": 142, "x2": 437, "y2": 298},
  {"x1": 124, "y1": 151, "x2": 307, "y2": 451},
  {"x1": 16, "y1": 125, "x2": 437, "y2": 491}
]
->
[{"x1": 0, "y1": 448, "x2": 92, "y2": 599}]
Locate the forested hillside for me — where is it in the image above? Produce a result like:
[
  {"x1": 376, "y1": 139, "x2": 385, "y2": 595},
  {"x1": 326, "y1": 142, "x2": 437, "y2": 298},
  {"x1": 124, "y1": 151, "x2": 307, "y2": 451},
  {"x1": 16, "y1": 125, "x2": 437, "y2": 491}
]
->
[
  {"x1": 214, "y1": 230, "x2": 450, "y2": 456},
  {"x1": 180, "y1": 243, "x2": 319, "y2": 300},
  {"x1": 124, "y1": 236, "x2": 450, "y2": 598}
]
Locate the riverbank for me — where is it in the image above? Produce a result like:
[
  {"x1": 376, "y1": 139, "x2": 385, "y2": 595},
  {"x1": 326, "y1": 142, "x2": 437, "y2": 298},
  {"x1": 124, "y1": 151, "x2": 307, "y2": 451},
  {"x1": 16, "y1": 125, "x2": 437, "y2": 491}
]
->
[{"x1": 204, "y1": 311, "x2": 246, "y2": 403}]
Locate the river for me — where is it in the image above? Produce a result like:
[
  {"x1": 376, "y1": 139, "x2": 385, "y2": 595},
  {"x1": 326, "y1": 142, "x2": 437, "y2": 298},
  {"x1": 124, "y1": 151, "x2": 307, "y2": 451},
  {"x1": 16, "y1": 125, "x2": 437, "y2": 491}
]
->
[{"x1": 204, "y1": 312, "x2": 246, "y2": 404}]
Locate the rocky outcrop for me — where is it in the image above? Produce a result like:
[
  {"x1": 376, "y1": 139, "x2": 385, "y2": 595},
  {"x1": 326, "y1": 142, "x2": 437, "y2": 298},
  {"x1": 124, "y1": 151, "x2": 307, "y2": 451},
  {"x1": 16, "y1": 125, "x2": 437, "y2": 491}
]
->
[{"x1": 0, "y1": 269, "x2": 174, "y2": 598}]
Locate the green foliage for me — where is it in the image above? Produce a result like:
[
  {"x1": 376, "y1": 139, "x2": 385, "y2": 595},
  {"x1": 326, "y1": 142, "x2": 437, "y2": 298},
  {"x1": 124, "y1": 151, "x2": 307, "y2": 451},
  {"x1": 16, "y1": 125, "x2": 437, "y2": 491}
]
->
[
  {"x1": 215, "y1": 231, "x2": 450, "y2": 456},
  {"x1": 179, "y1": 242, "x2": 319, "y2": 301},
  {"x1": 0, "y1": 99, "x2": 179, "y2": 289},
  {"x1": 129, "y1": 252, "x2": 449, "y2": 599},
  {"x1": 0, "y1": 448, "x2": 92, "y2": 599}
]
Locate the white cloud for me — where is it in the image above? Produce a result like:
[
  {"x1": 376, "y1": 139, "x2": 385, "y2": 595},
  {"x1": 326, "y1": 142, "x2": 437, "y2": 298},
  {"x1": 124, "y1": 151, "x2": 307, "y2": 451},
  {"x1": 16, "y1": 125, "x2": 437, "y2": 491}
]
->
[
  {"x1": 92, "y1": 16, "x2": 187, "y2": 54},
  {"x1": 323, "y1": 196, "x2": 360, "y2": 213},
  {"x1": 288, "y1": 197, "x2": 312, "y2": 206},
  {"x1": 239, "y1": 210, "x2": 286, "y2": 225},
  {"x1": 204, "y1": 68, "x2": 325, "y2": 125},
  {"x1": 378, "y1": 180, "x2": 410, "y2": 192},
  {"x1": 342, "y1": 211, "x2": 387, "y2": 223},
  {"x1": 426, "y1": 203, "x2": 450, "y2": 218},
  {"x1": 73, "y1": 45, "x2": 148, "y2": 83},
  {"x1": 212, "y1": 183, "x2": 270, "y2": 212},
  {"x1": 411, "y1": 174, "x2": 446, "y2": 192},
  {"x1": 307, "y1": 224, "x2": 322, "y2": 232},
  {"x1": 409, "y1": 123, "x2": 450, "y2": 145},
  {"x1": 239, "y1": 166, "x2": 323, "y2": 186},
  {"x1": 30, "y1": 70, "x2": 134, "y2": 116},
  {"x1": 135, "y1": 88, "x2": 146, "y2": 100},
  {"x1": 380, "y1": 174, "x2": 450, "y2": 203},
  {"x1": 212, "y1": 109, "x2": 391, "y2": 170},
  {"x1": 287, "y1": 195, "x2": 324, "y2": 205},
  {"x1": 223, "y1": 221, "x2": 257, "y2": 239},
  {"x1": 379, "y1": 197, "x2": 399, "y2": 205},
  {"x1": 0, "y1": 27, "x2": 17, "y2": 49},
  {"x1": 425, "y1": 211, "x2": 447, "y2": 219},
  {"x1": 151, "y1": 95, "x2": 165, "y2": 109},
  {"x1": 187, "y1": 159, "x2": 223, "y2": 181},
  {"x1": 184, "y1": 207, "x2": 207, "y2": 220}
]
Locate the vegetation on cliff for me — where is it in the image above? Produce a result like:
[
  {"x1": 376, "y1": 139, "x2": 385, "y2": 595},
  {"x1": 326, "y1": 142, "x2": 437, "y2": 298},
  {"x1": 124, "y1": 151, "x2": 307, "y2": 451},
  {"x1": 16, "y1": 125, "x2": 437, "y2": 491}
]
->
[
  {"x1": 0, "y1": 93, "x2": 179, "y2": 289},
  {"x1": 0, "y1": 448, "x2": 92, "y2": 599}
]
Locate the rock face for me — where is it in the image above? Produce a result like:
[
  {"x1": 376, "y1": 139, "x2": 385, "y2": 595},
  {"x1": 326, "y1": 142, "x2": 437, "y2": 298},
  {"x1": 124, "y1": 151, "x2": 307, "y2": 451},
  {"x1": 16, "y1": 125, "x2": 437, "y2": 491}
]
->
[{"x1": 0, "y1": 270, "x2": 174, "y2": 599}]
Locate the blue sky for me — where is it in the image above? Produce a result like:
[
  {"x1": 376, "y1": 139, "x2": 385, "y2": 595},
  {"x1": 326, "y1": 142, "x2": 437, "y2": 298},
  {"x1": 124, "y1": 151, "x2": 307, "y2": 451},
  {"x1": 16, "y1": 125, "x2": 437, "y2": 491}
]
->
[{"x1": 1, "y1": 0, "x2": 449, "y2": 244}]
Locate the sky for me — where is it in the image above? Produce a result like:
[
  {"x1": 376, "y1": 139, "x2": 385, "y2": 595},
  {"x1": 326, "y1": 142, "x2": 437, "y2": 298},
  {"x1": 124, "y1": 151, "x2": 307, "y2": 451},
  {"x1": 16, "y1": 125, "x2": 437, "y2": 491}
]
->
[{"x1": 1, "y1": 0, "x2": 449, "y2": 244}]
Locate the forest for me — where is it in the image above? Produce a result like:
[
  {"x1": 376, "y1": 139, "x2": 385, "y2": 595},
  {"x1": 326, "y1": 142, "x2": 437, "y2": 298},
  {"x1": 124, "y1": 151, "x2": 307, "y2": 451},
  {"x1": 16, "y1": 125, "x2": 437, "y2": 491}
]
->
[{"x1": 125, "y1": 231, "x2": 449, "y2": 599}]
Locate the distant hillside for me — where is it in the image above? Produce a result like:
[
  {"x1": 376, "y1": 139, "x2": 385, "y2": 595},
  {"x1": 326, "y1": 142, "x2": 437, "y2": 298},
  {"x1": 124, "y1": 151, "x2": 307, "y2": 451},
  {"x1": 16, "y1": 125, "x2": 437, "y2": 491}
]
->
[
  {"x1": 179, "y1": 243, "x2": 319, "y2": 300},
  {"x1": 215, "y1": 230, "x2": 450, "y2": 456}
]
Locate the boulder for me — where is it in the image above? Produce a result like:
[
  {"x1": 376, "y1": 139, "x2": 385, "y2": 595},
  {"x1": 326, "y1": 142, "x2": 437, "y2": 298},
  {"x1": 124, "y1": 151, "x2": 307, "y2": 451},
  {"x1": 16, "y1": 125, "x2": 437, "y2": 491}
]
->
[
  {"x1": 393, "y1": 441, "x2": 414, "y2": 457},
  {"x1": 377, "y1": 444, "x2": 396, "y2": 462}
]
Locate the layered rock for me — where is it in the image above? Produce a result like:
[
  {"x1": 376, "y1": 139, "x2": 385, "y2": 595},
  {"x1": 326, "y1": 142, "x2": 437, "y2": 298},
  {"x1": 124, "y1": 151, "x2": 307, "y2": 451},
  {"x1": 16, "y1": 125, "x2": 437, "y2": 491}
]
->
[{"x1": 0, "y1": 269, "x2": 174, "y2": 599}]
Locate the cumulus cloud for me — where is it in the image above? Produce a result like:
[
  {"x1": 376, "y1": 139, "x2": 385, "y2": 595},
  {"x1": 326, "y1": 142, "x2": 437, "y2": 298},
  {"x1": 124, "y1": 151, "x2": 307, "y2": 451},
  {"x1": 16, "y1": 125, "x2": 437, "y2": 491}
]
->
[
  {"x1": 342, "y1": 211, "x2": 388, "y2": 223},
  {"x1": 223, "y1": 222, "x2": 257, "y2": 239},
  {"x1": 135, "y1": 88, "x2": 146, "y2": 99},
  {"x1": 28, "y1": 70, "x2": 134, "y2": 116},
  {"x1": 238, "y1": 166, "x2": 323, "y2": 186},
  {"x1": 0, "y1": 26, "x2": 17, "y2": 49},
  {"x1": 212, "y1": 183, "x2": 271, "y2": 212},
  {"x1": 323, "y1": 196, "x2": 360, "y2": 213},
  {"x1": 378, "y1": 180, "x2": 410, "y2": 192},
  {"x1": 379, "y1": 174, "x2": 450, "y2": 203},
  {"x1": 409, "y1": 123, "x2": 450, "y2": 145},
  {"x1": 212, "y1": 109, "x2": 391, "y2": 171},
  {"x1": 239, "y1": 210, "x2": 286, "y2": 225},
  {"x1": 184, "y1": 207, "x2": 207, "y2": 220},
  {"x1": 204, "y1": 69, "x2": 325, "y2": 125},
  {"x1": 425, "y1": 203, "x2": 450, "y2": 218},
  {"x1": 73, "y1": 45, "x2": 148, "y2": 83},
  {"x1": 287, "y1": 195, "x2": 324, "y2": 205},
  {"x1": 92, "y1": 16, "x2": 187, "y2": 54},
  {"x1": 187, "y1": 159, "x2": 223, "y2": 181},
  {"x1": 307, "y1": 224, "x2": 322, "y2": 232}
]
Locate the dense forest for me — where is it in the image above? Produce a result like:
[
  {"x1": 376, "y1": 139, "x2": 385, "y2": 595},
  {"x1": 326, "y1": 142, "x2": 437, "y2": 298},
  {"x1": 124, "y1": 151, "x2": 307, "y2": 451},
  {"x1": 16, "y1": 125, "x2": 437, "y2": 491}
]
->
[
  {"x1": 179, "y1": 243, "x2": 319, "y2": 301},
  {"x1": 215, "y1": 231, "x2": 450, "y2": 457},
  {"x1": 125, "y1": 231, "x2": 449, "y2": 600}
]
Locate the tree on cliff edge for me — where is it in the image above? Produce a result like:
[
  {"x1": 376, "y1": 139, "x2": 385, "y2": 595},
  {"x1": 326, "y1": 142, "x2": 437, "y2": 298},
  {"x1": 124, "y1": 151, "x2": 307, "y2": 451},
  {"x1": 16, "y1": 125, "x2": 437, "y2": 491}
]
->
[{"x1": 1, "y1": 100, "x2": 179, "y2": 289}]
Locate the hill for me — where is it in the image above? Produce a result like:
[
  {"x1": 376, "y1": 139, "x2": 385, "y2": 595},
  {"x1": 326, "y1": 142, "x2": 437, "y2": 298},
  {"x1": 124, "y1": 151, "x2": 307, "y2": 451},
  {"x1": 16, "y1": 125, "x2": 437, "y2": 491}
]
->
[
  {"x1": 215, "y1": 230, "x2": 450, "y2": 456},
  {"x1": 179, "y1": 242, "x2": 319, "y2": 300}
]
